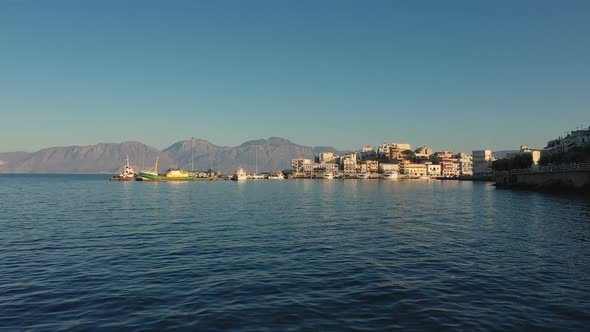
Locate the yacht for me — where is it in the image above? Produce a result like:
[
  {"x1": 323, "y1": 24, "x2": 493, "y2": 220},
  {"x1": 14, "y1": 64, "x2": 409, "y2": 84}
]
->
[{"x1": 323, "y1": 172, "x2": 334, "y2": 179}]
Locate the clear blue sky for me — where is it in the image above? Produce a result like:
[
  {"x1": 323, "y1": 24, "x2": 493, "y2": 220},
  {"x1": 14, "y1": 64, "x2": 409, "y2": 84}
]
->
[{"x1": 1, "y1": 0, "x2": 589, "y2": 153}]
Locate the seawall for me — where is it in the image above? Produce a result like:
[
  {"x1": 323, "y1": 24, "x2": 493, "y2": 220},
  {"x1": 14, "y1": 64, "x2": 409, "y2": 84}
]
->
[{"x1": 495, "y1": 164, "x2": 590, "y2": 193}]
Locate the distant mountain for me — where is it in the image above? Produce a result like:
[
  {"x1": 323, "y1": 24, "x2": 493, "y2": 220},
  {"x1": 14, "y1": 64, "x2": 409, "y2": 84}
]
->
[
  {"x1": 163, "y1": 139, "x2": 230, "y2": 171},
  {"x1": 0, "y1": 142, "x2": 175, "y2": 174},
  {"x1": 163, "y1": 137, "x2": 346, "y2": 174},
  {"x1": 0, "y1": 152, "x2": 31, "y2": 167},
  {"x1": 0, "y1": 137, "x2": 346, "y2": 174}
]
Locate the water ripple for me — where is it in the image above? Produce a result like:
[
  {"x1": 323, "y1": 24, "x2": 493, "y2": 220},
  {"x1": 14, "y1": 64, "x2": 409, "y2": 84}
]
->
[{"x1": 0, "y1": 175, "x2": 589, "y2": 330}]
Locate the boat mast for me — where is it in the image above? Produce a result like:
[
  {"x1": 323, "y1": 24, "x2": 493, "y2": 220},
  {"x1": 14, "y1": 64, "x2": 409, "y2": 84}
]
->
[{"x1": 191, "y1": 137, "x2": 194, "y2": 172}]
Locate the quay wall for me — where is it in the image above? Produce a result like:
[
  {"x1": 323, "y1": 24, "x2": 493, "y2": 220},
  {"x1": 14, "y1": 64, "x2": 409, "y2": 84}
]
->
[{"x1": 496, "y1": 169, "x2": 590, "y2": 192}]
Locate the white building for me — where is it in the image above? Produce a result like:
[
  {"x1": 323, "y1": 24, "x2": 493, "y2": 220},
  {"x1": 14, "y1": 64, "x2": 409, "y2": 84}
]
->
[
  {"x1": 292, "y1": 158, "x2": 313, "y2": 173},
  {"x1": 342, "y1": 156, "x2": 357, "y2": 174},
  {"x1": 318, "y1": 152, "x2": 337, "y2": 163},
  {"x1": 401, "y1": 163, "x2": 427, "y2": 177},
  {"x1": 425, "y1": 163, "x2": 441, "y2": 177},
  {"x1": 456, "y1": 152, "x2": 473, "y2": 176},
  {"x1": 472, "y1": 150, "x2": 495, "y2": 176},
  {"x1": 378, "y1": 142, "x2": 412, "y2": 160},
  {"x1": 544, "y1": 126, "x2": 590, "y2": 154},
  {"x1": 379, "y1": 163, "x2": 400, "y2": 173}
]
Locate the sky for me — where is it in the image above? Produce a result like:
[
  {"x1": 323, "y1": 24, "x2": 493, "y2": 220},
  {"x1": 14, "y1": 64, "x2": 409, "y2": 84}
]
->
[{"x1": 1, "y1": 0, "x2": 589, "y2": 153}]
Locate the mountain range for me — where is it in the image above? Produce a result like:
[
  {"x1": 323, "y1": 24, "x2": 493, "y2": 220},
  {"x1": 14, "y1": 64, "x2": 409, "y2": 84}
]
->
[{"x1": 0, "y1": 137, "x2": 345, "y2": 174}]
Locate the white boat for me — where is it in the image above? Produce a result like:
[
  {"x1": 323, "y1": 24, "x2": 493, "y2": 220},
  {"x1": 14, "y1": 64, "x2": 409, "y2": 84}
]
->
[
  {"x1": 268, "y1": 172, "x2": 284, "y2": 180},
  {"x1": 232, "y1": 168, "x2": 248, "y2": 181},
  {"x1": 323, "y1": 172, "x2": 334, "y2": 179},
  {"x1": 119, "y1": 155, "x2": 135, "y2": 178},
  {"x1": 357, "y1": 172, "x2": 371, "y2": 179},
  {"x1": 381, "y1": 171, "x2": 398, "y2": 180}
]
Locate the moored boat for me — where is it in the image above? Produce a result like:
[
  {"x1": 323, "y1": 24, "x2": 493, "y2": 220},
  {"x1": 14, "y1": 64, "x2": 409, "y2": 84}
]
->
[
  {"x1": 268, "y1": 172, "x2": 284, "y2": 180},
  {"x1": 232, "y1": 168, "x2": 247, "y2": 181},
  {"x1": 110, "y1": 155, "x2": 138, "y2": 181},
  {"x1": 140, "y1": 156, "x2": 160, "y2": 180},
  {"x1": 381, "y1": 171, "x2": 398, "y2": 180},
  {"x1": 140, "y1": 157, "x2": 194, "y2": 181},
  {"x1": 357, "y1": 172, "x2": 371, "y2": 179}
]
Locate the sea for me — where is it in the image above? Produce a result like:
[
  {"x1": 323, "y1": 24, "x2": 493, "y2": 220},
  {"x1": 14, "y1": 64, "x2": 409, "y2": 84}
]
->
[{"x1": 1, "y1": 174, "x2": 589, "y2": 331}]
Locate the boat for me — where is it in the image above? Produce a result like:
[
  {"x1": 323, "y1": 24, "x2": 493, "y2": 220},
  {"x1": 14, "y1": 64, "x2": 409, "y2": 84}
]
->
[
  {"x1": 120, "y1": 155, "x2": 135, "y2": 178},
  {"x1": 162, "y1": 168, "x2": 194, "y2": 180},
  {"x1": 357, "y1": 172, "x2": 371, "y2": 179},
  {"x1": 268, "y1": 172, "x2": 284, "y2": 180},
  {"x1": 232, "y1": 168, "x2": 247, "y2": 181},
  {"x1": 110, "y1": 155, "x2": 137, "y2": 181},
  {"x1": 140, "y1": 157, "x2": 194, "y2": 181},
  {"x1": 381, "y1": 171, "x2": 398, "y2": 180},
  {"x1": 323, "y1": 172, "x2": 334, "y2": 179},
  {"x1": 140, "y1": 156, "x2": 160, "y2": 180}
]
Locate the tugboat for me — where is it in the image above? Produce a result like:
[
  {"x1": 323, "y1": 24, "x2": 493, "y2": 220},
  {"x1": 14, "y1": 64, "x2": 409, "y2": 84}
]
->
[{"x1": 110, "y1": 155, "x2": 137, "y2": 181}]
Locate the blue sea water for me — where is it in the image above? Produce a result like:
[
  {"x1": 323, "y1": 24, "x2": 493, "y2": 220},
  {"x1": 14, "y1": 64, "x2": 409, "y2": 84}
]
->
[{"x1": 1, "y1": 174, "x2": 589, "y2": 331}]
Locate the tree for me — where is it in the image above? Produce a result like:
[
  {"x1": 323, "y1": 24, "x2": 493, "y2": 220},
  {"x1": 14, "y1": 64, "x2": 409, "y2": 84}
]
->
[{"x1": 492, "y1": 154, "x2": 533, "y2": 171}]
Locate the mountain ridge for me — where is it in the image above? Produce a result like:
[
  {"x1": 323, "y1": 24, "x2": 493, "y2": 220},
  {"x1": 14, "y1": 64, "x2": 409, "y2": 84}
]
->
[{"x1": 0, "y1": 138, "x2": 345, "y2": 174}]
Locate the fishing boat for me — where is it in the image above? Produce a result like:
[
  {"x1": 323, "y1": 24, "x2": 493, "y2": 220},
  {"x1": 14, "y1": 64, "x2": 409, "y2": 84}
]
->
[
  {"x1": 232, "y1": 168, "x2": 247, "y2": 181},
  {"x1": 140, "y1": 156, "x2": 160, "y2": 180},
  {"x1": 140, "y1": 157, "x2": 194, "y2": 181},
  {"x1": 162, "y1": 168, "x2": 194, "y2": 180}
]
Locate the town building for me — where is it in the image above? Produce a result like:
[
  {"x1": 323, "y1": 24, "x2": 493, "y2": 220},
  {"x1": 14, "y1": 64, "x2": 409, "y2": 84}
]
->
[
  {"x1": 292, "y1": 158, "x2": 313, "y2": 173},
  {"x1": 318, "y1": 152, "x2": 338, "y2": 163},
  {"x1": 472, "y1": 150, "x2": 495, "y2": 176},
  {"x1": 365, "y1": 160, "x2": 379, "y2": 173},
  {"x1": 507, "y1": 145, "x2": 542, "y2": 165},
  {"x1": 456, "y1": 152, "x2": 473, "y2": 176},
  {"x1": 440, "y1": 161, "x2": 460, "y2": 177},
  {"x1": 414, "y1": 146, "x2": 433, "y2": 160},
  {"x1": 431, "y1": 151, "x2": 455, "y2": 163},
  {"x1": 400, "y1": 163, "x2": 427, "y2": 177},
  {"x1": 425, "y1": 163, "x2": 441, "y2": 177},
  {"x1": 378, "y1": 142, "x2": 412, "y2": 160},
  {"x1": 544, "y1": 126, "x2": 590, "y2": 154},
  {"x1": 379, "y1": 162, "x2": 400, "y2": 173},
  {"x1": 342, "y1": 155, "x2": 357, "y2": 174},
  {"x1": 314, "y1": 163, "x2": 339, "y2": 173}
]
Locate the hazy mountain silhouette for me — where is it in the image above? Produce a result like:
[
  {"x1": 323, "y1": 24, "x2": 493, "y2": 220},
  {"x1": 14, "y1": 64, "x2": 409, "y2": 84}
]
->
[
  {"x1": 0, "y1": 142, "x2": 175, "y2": 174},
  {"x1": 0, "y1": 138, "x2": 345, "y2": 174}
]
